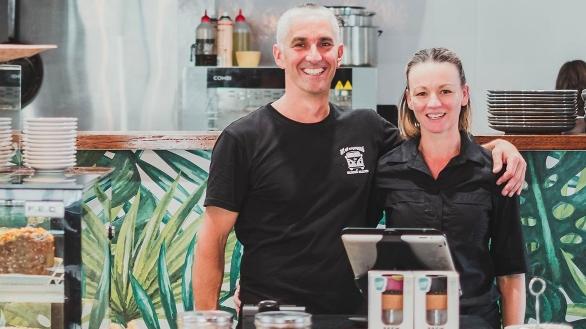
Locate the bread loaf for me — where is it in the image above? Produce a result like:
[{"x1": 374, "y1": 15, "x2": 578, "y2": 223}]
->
[{"x1": 0, "y1": 227, "x2": 55, "y2": 274}]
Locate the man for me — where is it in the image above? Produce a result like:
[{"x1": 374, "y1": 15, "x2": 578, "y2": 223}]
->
[{"x1": 193, "y1": 3, "x2": 526, "y2": 316}]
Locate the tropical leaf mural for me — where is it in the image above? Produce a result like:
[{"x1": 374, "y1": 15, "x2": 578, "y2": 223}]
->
[
  {"x1": 522, "y1": 151, "x2": 586, "y2": 327},
  {"x1": 78, "y1": 150, "x2": 242, "y2": 328}
]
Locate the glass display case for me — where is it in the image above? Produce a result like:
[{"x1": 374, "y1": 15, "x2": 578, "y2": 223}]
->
[{"x1": 0, "y1": 168, "x2": 111, "y2": 329}]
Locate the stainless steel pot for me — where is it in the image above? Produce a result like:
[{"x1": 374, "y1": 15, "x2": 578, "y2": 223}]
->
[
  {"x1": 341, "y1": 26, "x2": 381, "y2": 66},
  {"x1": 326, "y1": 6, "x2": 365, "y2": 16},
  {"x1": 338, "y1": 12, "x2": 375, "y2": 27}
]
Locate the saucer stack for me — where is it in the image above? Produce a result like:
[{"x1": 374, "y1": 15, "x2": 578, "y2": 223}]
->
[
  {"x1": 0, "y1": 118, "x2": 13, "y2": 168},
  {"x1": 487, "y1": 90, "x2": 577, "y2": 133},
  {"x1": 22, "y1": 118, "x2": 77, "y2": 171}
]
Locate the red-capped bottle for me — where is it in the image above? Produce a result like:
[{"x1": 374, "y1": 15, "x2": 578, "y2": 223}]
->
[
  {"x1": 192, "y1": 10, "x2": 217, "y2": 66},
  {"x1": 232, "y1": 9, "x2": 252, "y2": 66}
]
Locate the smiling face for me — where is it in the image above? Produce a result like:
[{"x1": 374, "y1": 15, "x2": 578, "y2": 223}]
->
[
  {"x1": 273, "y1": 15, "x2": 343, "y2": 97},
  {"x1": 406, "y1": 61, "x2": 469, "y2": 136}
]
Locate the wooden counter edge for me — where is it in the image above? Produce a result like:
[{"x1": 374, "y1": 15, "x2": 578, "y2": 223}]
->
[
  {"x1": 12, "y1": 132, "x2": 586, "y2": 151},
  {"x1": 475, "y1": 135, "x2": 586, "y2": 151},
  {"x1": 77, "y1": 133, "x2": 586, "y2": 151},
  {"x1": 77, "y1": 132, "x2": 222, "y2": 150}
]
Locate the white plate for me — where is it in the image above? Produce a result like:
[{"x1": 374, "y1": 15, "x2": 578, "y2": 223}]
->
[
  {"x1": 488, "y1": 109, "x2": 576, "y2": 114},
  {"x1": 24, "y1": 150, "x2": 76, "y2": 156},
  {"x1": 24, "y1": 163, "x2": 74, "y2": 170},
  {"x1": 24, "y1": 122, "x2": 77, "y2": 127},
  {"x1": 23, "y1": 129, "x2": 77, "y2": 135},
  {"x1": 24, "y1": 159, "x2": 76, "y2": 165},
  {"x1": 487, "y1": 104, "x2": 576, "y2": 109},
  {"x1": 23, "y1": 154, "x2": 76, "y2": 160},
  {"x1": 490, "y1": 122, "x2": 575, "y2": 127},
  {"x1": 489, "y1": 126, "x2": 574, "y2": 133},
  {"x1": 487, "y1": 89, "x2": 577, "y2": 94},
  {"x1": 22, "y1": 139, "x2": 77, "y2": 145},
  {"x1": 25, "y1": 117, "x2": 78, "y2": 123},
  {"x1": 23, "y1": 151, "x2": 77, "y2": 157},
  {"x1": 23, "y1": 146, "x2": 76, "y2": 152},
  {"x1": 489, "y1": 114, "x2": 578, "y2": 120},
  {"x1": 24, "y1": 157, "x2": 76, "y2": 164},
  {"x1": 22, "y1": 125, "x2": 77, "y2": 131},
  {"x1": 489, "y1": 121, "x2": 576, "y2": 126},
  {"x1": 23, "y1": 134, "x2": 77, "y2": 140},
  {"x1": 488, "y1": 118, "x2": 577, "y2": 123},
  {"x1": 487, "y1": 96, "x2": 576, "y2": 101}
]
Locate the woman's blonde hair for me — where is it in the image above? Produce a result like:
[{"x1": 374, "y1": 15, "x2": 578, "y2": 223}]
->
[{"x1": 399, "y1": 47, "x2": 471, "y2": 139}]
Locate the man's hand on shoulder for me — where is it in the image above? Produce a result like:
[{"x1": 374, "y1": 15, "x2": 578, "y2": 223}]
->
[{"x1": 483, "y1": 139, "x2": 527, "y2": 197}]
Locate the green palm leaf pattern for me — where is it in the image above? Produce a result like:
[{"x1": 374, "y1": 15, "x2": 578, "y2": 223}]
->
[
  {"x1": 182, "y1": 237, "x2": 197, "y2": 311},
  {"x1": 82, "y1": 149, "x2": 224, "y2": 327},
  {"x1": 0, "y1": 303, "x2": 50, "y2": 327},
  {"x1": 154, "y1": 150, "x2": 208, "y2": 185},
  {"x1": 158, "y1": 244, "x2": 178, "y2": 329},
  {"x1": 130, "y1": 274, "x2": 161, "y2": 329},
  {"x1": 522, "y1": 151, "x2": 586, "y2": 326},
  {"x1": 89, "y1": 246, "x2": 111, "y2": 329},
  {"x1": 75, "y1": 149, "x2": 243, "y2": 327}
]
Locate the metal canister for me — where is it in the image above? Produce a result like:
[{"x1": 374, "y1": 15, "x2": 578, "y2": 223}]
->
[
  {"x1": 178, "y1": 310, "x2": 233, "y2": 329},
  {"x1": 254, "y1": 311, "x2": 312, "y2": 329}
]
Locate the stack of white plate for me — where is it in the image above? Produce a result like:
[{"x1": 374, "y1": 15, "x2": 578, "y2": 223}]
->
[
  {"x1": 487, "y1": 90, "x2": 577, "y2": 133},
  {"x1": 22, "y1": 118, "x2": 77, "y2": 171},
  {"x1": 0, "y1": 118, "x2": 13, "y2": 168}
]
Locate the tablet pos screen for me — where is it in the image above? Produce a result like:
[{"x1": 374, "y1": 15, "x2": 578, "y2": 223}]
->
[{"x1": 341, "y1": 227, "x2": 456, "y2": 278}]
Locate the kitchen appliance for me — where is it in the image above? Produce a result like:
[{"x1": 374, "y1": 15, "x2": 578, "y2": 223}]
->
[
  {"x1": 0, "y1": 169, "x2": 111, "y2": 329},
  {"x1": 327, "y1": 6, "x2": 381, "y2": 67},
  {"x1": 181, "y1": 66, "x2": 377, "y2": 130}
]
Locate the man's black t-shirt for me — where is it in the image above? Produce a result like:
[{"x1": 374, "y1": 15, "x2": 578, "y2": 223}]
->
[{"x1": 204, "y1": 103, "x2": 400, "y2": 313}]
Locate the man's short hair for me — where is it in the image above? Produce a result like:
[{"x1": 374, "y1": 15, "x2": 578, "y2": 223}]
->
[{"x1": 275, "y1": 3, "x2": 341, "y2": 47}]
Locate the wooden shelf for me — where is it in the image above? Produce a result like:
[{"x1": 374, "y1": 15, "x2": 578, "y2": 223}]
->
[{"x1": 0, "y1": 44, "x2": 57, "y2": 62}]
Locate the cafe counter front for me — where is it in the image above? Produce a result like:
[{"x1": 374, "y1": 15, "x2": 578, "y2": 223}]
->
[{"x1": 5, "y1": 132, "x2": 583, "y2": 328}]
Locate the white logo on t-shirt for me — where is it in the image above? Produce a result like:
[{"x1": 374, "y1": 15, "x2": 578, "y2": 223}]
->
[{"x1": 340, "y1": 146, "x2": 369, "y2": 175}]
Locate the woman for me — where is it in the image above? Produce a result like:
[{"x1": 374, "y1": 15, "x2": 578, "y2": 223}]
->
[
  {"x1": 375, "y1": 48, "x2": 526, "y2": 328},
  {"x1": 556, "y1": 59, "x2": 586, "y2": 117}
]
